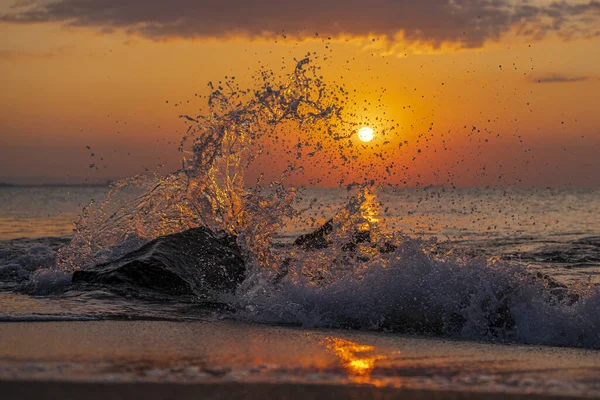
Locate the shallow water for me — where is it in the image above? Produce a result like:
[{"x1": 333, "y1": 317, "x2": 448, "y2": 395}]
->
[{"x1": 1, "y1": 320, "x2": 599, "y2": 398}]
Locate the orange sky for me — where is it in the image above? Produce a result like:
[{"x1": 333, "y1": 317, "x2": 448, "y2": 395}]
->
[{"x1": 1, "y1": 0, "x2": 599, "y2": 187}]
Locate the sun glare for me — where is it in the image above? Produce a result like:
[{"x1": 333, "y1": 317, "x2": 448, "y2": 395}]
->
[{"x1": 358, "y1": 126, "x2": 374, "y2": 142}]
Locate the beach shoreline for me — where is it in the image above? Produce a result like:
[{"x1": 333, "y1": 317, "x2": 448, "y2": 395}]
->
[
  {"x1": 1, "y1": 320, "x2": 599, "y2": 399},
  {"x1": 1, "y1": 380, "x2": 592, "y2": 400}
]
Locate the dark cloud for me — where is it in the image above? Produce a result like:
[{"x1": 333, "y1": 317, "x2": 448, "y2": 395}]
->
[
  {"x1": 530, "y1": 74, "x2": 591, "y2": 83},
  {"x1": 1, "y1": 0, "x2": 599, "y2": 50}
]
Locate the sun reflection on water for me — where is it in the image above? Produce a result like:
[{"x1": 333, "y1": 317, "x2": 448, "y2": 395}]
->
[
  {"x1": 361, "y1": 190, "x2": 381, "y2": 225},
  {"x1": 325, "y1": 337, "x2": 388, "y2": 384}
]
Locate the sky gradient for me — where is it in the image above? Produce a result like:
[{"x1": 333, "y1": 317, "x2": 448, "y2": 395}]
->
[{"x1": 1, "y1": 0, "x2": 599, "y2": 187}]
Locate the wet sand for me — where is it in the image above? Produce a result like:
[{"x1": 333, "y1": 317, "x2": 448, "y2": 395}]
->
[
  {"x1": 1, "y1": 381, "x2": 593, "y2": 400},
  {"x1": 1, "y1": 320, "x2": 599, "y2": 399}
]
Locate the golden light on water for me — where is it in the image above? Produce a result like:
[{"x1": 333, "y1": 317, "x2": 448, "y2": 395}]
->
[
  {"x1": 358, "y1": 126, "x2": 374, "y2": 142},
  {"x1": 361, "y1": 190, "x2": 380, "y2": 225},
  {"x1": 325, "y1": 337, "x2": 387, "y2": 384}
]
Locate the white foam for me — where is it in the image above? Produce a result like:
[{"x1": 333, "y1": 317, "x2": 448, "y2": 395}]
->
[
  {"x1": 235, "y1": 237, "x2": 600, "y2": 349},
  {"x1": 26, "y1": 268, "x2": 73, "y2": 295}
]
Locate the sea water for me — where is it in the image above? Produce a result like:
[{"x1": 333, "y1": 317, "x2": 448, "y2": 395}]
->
[
  {"x1": 0, "y1": 59, "x2": 599, "y2": 350},
  {"x1": 1, "y1": 185, "x2": 599, "y2": 345}
]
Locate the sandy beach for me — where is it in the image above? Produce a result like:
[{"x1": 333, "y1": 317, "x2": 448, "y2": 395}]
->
[
  {"x1": 2, "y1": 381, "x2": 595, "y2": 400},
  {"x1": 1, "y1": 320, "x2": 599, "y2": 399}
]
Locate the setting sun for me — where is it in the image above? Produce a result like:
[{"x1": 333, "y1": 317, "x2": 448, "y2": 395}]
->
[{"x1": 358, "y1": 127, "x2": 374, "y2": 142}]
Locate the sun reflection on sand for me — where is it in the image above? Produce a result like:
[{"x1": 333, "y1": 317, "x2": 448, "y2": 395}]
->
[{"x1": 324, "y1": 337, "x2": 389, "y2": 385}]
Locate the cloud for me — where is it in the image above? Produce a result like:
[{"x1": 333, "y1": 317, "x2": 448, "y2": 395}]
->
[
  {"x1": 530, "y1": 73, "x2": 591, "y2": 83},
  {"x1": 1, "y1": 0, "x2": 599, "y2": 51}
]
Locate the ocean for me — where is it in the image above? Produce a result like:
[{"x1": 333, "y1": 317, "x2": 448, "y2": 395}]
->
[
  {"x1": 1, "y1": 185, "x2": 599, "y2": 328},
  {"x1": 2, "y1": 185, "x2": 600, "y2": 278},
  {"x1": 1, "y1": 185, "x2": 600, "y2": 397}
]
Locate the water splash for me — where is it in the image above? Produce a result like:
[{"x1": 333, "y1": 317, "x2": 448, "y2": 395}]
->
[
  {"x1": 49, "y1": 56, "x2": 600, "y2": 350},
  {"x1": 235, "y1": 227, "x2": 600, "y2": 348},
  {"x1": 57, "y1": 57, "x2": 358, "y2": 271}
]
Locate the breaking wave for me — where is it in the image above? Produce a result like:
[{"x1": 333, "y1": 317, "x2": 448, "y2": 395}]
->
[{"x1": 5, "y1": 57, "x2": 598, "y2": 349}]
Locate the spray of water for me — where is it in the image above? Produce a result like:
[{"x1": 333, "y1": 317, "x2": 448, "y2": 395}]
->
[
  {"x1": 57, "y1": 57, "x2": 364, "y2": 272},
  {"x1": 52, "y1": 56, "x2": 600, "y2": 349}
]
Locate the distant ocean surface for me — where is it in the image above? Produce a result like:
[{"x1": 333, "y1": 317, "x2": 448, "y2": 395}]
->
[{"x1": 0, "y1": 186, "x2": 108, "y2": 241}]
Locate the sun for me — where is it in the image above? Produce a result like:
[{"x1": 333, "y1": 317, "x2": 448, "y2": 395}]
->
[{"x1": 358, "y1": 126, "x2": 374, "y2": 142}]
